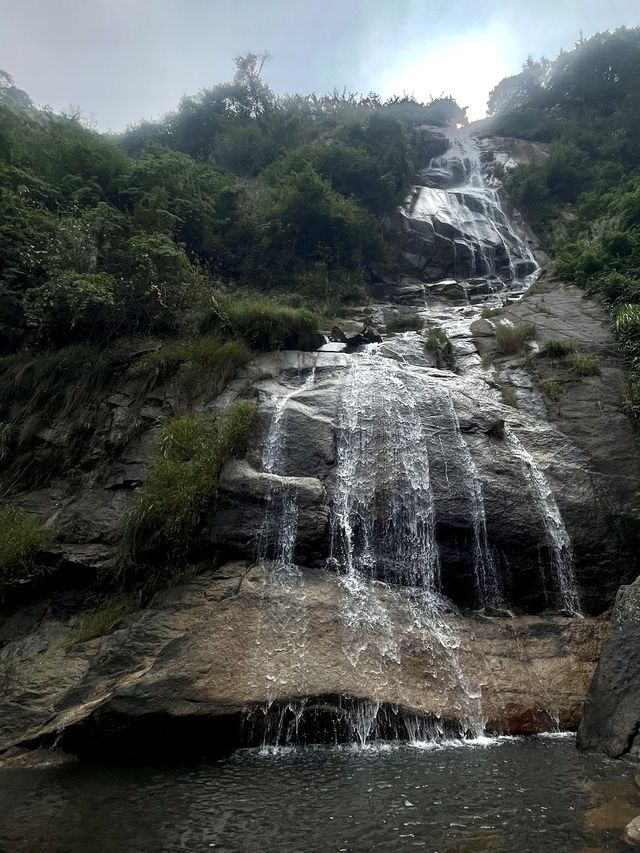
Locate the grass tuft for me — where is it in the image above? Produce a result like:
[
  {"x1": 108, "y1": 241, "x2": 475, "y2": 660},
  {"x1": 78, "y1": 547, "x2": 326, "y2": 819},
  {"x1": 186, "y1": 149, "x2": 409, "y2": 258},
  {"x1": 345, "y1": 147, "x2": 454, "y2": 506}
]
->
[
  {"x1": 500, "y1": 385, "x2": 519, "y2": 408},
  {"x1": 424, "y1": 328, "x2": 455, "y2": 370},
  {"x1": 386, "y1": 313, "x2": 424, "y2": 333},
  {"x1": 121, "y1": 399, "x2": 256, "y2": 569},
  {"x1": 201, "y1": 297, "x2": 321, "y2": 351},
  {"x1": 539, "y1": 378, "x2": 563, "y2": 402},
  {"x1": 481, "y1": 306, "x2": 503, "y2": 319},
  {"x1": 0, "y1": 506, "x2": 51, "y2": 592},
  {"x1": 568, "y1": 350, "x2": 600, "y2": 376},
  {"x1": 495, "y1": 323, "x2": 535, "y2": 354},
  {"x1": 538, "y1": 339, "x2": 574, "y2": 358},
  {"x1": 68, "y1": 592, "x2": 138, "y2": 644}
]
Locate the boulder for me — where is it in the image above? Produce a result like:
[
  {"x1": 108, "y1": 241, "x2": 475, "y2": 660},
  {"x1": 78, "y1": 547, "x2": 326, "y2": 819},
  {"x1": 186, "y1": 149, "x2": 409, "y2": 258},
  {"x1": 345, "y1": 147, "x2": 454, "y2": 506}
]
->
[
  {"x1": 626, "y1": 816, "x2": 640, "y2": 847},
  {"x1": 470, "y1": 318, "x2": 497, "y2": 337},
  {"x1": 577, "y1": 577, "x2": 640, "y2": 756}
]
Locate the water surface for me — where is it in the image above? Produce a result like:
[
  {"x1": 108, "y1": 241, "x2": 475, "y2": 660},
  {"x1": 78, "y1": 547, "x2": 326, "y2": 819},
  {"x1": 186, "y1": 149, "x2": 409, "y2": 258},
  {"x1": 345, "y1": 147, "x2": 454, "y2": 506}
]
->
[{"x1": 1, "y1": 736, "x2": 638, "y2": 852}]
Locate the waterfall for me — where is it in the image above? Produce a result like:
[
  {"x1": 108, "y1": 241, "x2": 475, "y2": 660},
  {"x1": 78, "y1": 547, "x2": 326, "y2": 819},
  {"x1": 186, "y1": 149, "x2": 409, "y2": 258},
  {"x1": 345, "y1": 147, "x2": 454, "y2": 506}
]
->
[
  {"x1": 257, "y1": 368, "x2": 316, "y2": 569},
  {"x1": 249, "y1": 368, "x2": 317, "y2": 733},
  {"x1": 440, "y1": 392, "x2": 501, "y2": 610},
  {"x1": 329, "y1": 347, "x2": 439, "y2": 590},
  {"x1": 243, "y1": 129, "x2": 582, "y2": 749},
  {"x1": 505, "y1": 429, "x2": 582, "y2": 615},
  {"x1": 409, "y1": 127, "x2": 539, "y2": 287}
]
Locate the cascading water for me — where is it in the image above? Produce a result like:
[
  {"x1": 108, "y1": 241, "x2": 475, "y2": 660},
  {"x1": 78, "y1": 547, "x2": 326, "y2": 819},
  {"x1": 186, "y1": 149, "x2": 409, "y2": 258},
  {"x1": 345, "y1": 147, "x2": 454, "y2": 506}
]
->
[
  {"x1": 245, "y1": 128, "x2": 582, "y2": 749},
  {"x1": 248, "y1": 368, "x2": 317, "y2": 748},
  {"x1": 329, "y1": 347, "x2": 440, "y2": 590},
  {"x1": 404, "y1": 126, "x2": 539, "y2": 286},
  {"x1": 505, "y1": 428, "x2": 582, "y2": 615}
]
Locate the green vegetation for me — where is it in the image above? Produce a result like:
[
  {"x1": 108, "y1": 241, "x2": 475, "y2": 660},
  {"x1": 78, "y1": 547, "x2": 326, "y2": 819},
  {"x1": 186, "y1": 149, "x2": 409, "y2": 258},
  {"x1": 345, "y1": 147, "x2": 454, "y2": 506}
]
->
[
  {"x1": 538, "y1": 339, "x2": 574, "y2": 358},
  {"x1": 0, "y1": 61, "x2": 468, "y2": 353},
  {"x1": 499, "y1": 385, "x2": 519, "y2": 408},
  {"x1": 121, "y1": 400, "x2": 256, "y2": 573},
  {"x1": 424, "y1": 328, "x2": 455, "y2": 370},
  {"x1": 69, "y1": 592, "x2": 138, "y2": 644},
  {"x1": 201, "y1": 298, "x2": 321, "y2": 351},
  {"x1": 0, "y1": 344, "x2": 117, "y2": 488},
  {"x1": 494, "y1": 323, "x2": 535, "y2": 354},
  {"x1": 538, "y1": 378, "x2": 564, "y2": 403},
  {"x1": 480, "y1": 306, "x2": 502, "y2": 319},
  {"x1": 568, "y1": 351, "x2": 601, "y2": 377},
  {"x1": 0, "y1": 506, "x2": 51, "y2": 592},
  {"x1": 490, "y1": 28, "x2": 640, "y2": 418},
  {"x1": 130, "y1": 337, "x2": 251, "y2": 400},
  {"x1": 386, "y1": 313, "x2": 424, "y2": 333}
]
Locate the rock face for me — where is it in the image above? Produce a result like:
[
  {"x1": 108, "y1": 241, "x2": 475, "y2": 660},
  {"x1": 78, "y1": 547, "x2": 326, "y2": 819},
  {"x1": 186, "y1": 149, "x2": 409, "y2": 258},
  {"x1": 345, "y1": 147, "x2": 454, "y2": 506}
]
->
[
  {"x1": 399, "y1": 126, "x2": 538, "y2": 281},
  {"x1": 577, "y1": 577, "x2": 640, "y2": 757},
  {"x1": 0, "y1": 127, "x2": 637, "y2": 758},
  {"x1": 0, "y1": 564, "x2": 606, "y2": 757}
]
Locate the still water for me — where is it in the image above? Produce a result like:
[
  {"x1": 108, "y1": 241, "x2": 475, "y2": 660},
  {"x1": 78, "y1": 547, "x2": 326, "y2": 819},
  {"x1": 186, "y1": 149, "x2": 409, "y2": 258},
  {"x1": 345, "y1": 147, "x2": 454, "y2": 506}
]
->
[{"x1": 1, "y1": 735, "x2": 638, "y2": 852}]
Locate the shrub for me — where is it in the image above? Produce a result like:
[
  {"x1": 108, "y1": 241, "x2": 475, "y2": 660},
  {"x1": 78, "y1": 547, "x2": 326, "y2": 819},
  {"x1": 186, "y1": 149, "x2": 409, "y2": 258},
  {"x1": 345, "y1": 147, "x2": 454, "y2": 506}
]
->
[
  {"x1": 568, "y1": 351, "x2": 600, "y2": 376},
  {"x1": 121, "y1": 400, "x2": 256, "y2": 568},
  {"x1": 0, "y1": 506, "x2": 51, "y2": 592},
  {"x1": 538, "y1": 339, "x2": 574, "y2": 358},
  {"x1": 129, "y1": 337, "x2": 251, "y2": 400},
  {"x1": 386, "y1": 313, "x2": 424, "y2": 332},
  {"x1": 424, "y1": 328, "x2": 455, "y2": 370},
  {"x1": 201, "y1": 298, "x2": 321, "y2": 351},
  {"x1": 495, "y1": 323, "x2": 535, "y2": 354}
]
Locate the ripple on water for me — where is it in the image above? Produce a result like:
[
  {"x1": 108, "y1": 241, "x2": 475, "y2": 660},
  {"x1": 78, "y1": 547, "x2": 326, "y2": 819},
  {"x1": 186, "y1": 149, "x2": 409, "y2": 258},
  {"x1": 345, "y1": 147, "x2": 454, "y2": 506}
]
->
[{"x1": 0, "y1": 737, "x2": 637, "y2": 852}]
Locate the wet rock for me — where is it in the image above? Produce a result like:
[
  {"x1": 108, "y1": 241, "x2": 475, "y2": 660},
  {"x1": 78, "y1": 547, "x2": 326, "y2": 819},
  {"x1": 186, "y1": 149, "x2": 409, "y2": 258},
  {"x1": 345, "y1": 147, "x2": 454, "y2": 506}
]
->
[
  {"x1": 330, "y1": 319, "x2": 366, "y2": 343},
  {"x1": 627, "y1": 816, "x2": 640, "y2": 847},
  {"x1": 0, "y1": 565, "x2": 606, "y2": 756},
  {"x1": 0, "y1": 747, "x2": 76, "y2": 769},
  {"x1": 584, "y1": 798, "x2": 640, "y2": 831},
  {"x1": 211, "y1": 460, "x2": 328, "y2": 564},
  {"x1": 470, "y1": 318, "x2": 496, "y2": 337},
  {"x1": 330, "y1": 320, "x2": 381, "y2": 348},
  {"x1": 317, "y1": 342, "x2": 347, "y2": 353},
  {"x1": 414, "y1": 125, "x2": 449, "y2": 161},
  {"x1": 577, "y1": 577, "x2": 640, "y2": 756}
]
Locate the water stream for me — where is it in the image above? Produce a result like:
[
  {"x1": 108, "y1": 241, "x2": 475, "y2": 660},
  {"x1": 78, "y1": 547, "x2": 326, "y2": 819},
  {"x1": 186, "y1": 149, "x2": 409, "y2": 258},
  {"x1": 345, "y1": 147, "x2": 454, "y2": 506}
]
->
[{"x1": 247, "y1": 128, "x2": 581, "y2": 746}]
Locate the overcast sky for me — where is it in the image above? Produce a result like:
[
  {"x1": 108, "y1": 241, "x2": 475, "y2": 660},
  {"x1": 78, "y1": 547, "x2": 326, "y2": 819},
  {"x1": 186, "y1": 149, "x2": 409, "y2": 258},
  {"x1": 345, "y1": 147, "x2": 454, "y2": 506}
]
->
[{"x1": 1, "y1": 0, "x2": 638, "y2": 130}]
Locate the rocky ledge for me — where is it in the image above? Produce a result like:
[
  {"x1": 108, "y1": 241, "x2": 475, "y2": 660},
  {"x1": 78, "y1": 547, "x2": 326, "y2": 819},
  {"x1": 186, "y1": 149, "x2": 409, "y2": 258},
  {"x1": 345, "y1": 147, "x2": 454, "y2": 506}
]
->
[{"x1": 0, "y1": 563, "x2": 605, "y2": 758}]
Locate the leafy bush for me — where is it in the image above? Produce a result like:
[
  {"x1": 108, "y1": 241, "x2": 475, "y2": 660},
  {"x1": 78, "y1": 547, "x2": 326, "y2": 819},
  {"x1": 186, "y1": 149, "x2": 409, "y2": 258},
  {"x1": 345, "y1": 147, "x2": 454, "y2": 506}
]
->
[
  {"x1": 495, "y1": 323, "x2": 535, "y2": 354},
  {"x1": 386, "y1": 313, "x2": 424, "y2": 332},
  {"x1": 0, "y1": 506, "x2": 51, "y2": 592},
  {"x1": 121, "y1": 400, "x2": 256, "y2": 568},
  {"x1": 24, "y1": 272, "x2": 116, "y2": 342},
  {"x1": 202, "y1": 298, "x2": 321, "y2": 351}
]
